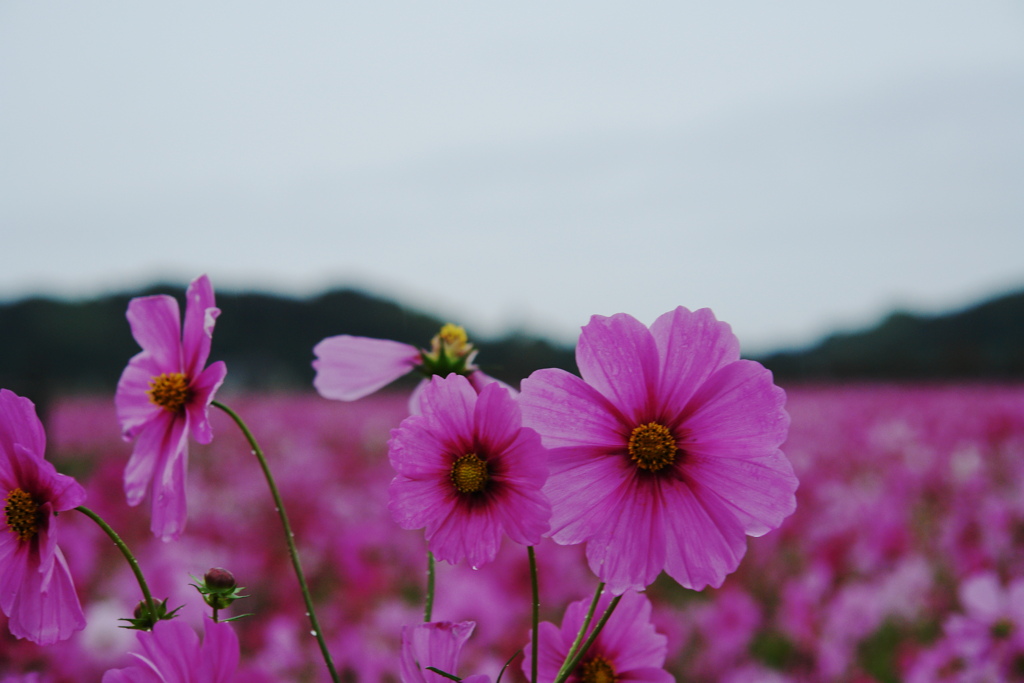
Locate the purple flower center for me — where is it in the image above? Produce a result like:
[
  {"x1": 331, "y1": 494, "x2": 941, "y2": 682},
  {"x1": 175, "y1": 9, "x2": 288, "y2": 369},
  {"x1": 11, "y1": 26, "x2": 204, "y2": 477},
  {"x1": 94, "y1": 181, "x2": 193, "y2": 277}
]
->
[
  {"x1": 627, "y1": 422, "x2": 678, "y2": 472},
  {"x1": 450, "y1": 453, "x2": 489, "y2": 494},
  {"x1": 4, "y1": 487, "x2": 40, "y2": 542},
  {"x1": 578, "y1": 654, "x2": 618, "y2": 683},
  {"x1": 147, "y1": 372, "x2": 191, "y2": 412}
]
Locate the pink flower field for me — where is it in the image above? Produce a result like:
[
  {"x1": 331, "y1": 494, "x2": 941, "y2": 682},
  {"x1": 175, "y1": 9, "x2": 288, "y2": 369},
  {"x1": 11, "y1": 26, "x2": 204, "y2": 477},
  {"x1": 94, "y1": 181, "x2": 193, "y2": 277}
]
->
[{"x1": 2, "y1": 384, "x2": 1024, "y2": 682}]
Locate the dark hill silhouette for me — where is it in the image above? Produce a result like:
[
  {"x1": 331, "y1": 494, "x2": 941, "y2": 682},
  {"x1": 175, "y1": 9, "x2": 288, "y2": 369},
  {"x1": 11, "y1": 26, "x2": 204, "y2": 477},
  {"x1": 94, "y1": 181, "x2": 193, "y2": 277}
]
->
[
  {"x1": 0, "y1": 286, "x2": 576, "y2": 414},
  {"x1": 2, "y1": 285, "x2": 1023, "y2": 414},
  {"x1": 756, "y1": 289, "x2": 1024, "y2": 381}
]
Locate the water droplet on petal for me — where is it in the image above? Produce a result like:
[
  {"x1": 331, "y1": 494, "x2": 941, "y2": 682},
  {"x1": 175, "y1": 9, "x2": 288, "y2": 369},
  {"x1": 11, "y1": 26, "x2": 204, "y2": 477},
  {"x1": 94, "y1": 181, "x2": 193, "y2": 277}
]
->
[{"x1": 310, "y1": 630, "x2": 318, "y2": 637}]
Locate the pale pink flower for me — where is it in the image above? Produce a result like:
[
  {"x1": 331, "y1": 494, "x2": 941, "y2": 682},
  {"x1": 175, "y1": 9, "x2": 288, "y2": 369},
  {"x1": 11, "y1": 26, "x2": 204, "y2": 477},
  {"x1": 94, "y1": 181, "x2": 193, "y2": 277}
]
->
[
  {"x1": 0, "y1": 389, "x2": 87, "y2": 645},
  {"x1": 115, "y1": 275, "x2": 227, "y2": 541}
]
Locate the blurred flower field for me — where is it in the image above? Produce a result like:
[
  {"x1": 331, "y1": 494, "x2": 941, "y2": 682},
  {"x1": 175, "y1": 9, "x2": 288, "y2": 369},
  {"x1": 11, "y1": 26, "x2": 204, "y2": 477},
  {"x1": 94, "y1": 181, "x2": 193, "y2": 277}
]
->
[{"x1": 2, "y1": 384, "x2": 1023, "y2": 682}]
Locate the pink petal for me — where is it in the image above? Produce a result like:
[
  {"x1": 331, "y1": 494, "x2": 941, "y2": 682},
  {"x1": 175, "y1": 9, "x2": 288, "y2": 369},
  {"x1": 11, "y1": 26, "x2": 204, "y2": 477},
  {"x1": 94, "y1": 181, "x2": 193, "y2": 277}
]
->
[
  {"x1": 419, "y1": 375, "x2": 477, "y2": 453},
  {"x1": 649, "y1": 307, "x2": 740, "y2": 412},
  {"x1": 135, "y1": 619, "x2": 201, "y2": 680},
  {"x1": 401, "y1": 621, "x2": 475, "y2": 683},
  {"x1": 681, "y1": 449, "x2": 797, "y2": 537},
  {"x1": 426, "y1": 497, "x2": 504, "y2": 568},
  {"x1": 661, "y1": 477, "x2": 747, "y2": 591},
  {"x1": 0, "y1": 533, "x2": 28, "y2": 615},
  {"x1": 584, "y1": 478, "x2": 669, "y2": 594},
  {"x1": 592, "y1": 592, "x2": 667, "y2": 671},
  {"x1": 7, "y1": 546, "x2": 85, "y2": 645},
  {"x1": 313, "y1": 335, "x2": 420, "y2": 401},
  {"x1": 199, "y1": 619, "x2": 240, "y2": 683},
  {"x1": 148, "y1": 418, "x2": 191, "y2": 542},
  {"x1": 186, "y1": 360, "x2": 228, "y2": 445},
  {"x1": 126, "y1": 295, "x2": 183, "y2": 370},
  {"x1": 681, "y1": 360, "x2": 790, "y2": 456},
  {"x1": 181, "y1": 274, "x2": 219, "y2": 377},
  {"x1": 473, "y1": 382, "x2": 521, "y2": 454},
  {"x1": 520, "y1": 369, "x2": 625, "y2": 450},
  {"x1": 114, "y1": 353, "x2": 164, "y2": 442},
  {"x1": 545, "y1": 449, "x2": 633, "y2": 546},
  {"x1": 0, "y1": 390, "x2": 46, "y2": 476},
  {"x1": 576, "y1": 313, "x2": 660, "y2": 423},
  {"x1": 123, "y1": 410, "x2": 176, "y2": 507}
]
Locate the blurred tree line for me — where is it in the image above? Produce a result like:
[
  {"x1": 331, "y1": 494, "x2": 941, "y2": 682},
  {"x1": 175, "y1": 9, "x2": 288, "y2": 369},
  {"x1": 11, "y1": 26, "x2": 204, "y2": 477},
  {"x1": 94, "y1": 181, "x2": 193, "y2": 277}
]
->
[
  {"x1": 0, "y1": 286, "x2": 577, "y2": 412},
  {"x1": 2, "y1": 285, "x2": 1023, "y2": 415}
]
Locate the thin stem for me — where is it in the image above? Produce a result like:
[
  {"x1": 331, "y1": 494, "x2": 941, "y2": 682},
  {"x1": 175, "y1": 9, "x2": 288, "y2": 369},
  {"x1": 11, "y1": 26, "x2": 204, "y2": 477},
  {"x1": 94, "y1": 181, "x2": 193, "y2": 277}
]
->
[
  {"x1": 553, "y1": 594, "x2": 622, "y2": 683},
  {"x1": 213, "y1": 401, "x2": 340, "y2": 683},
  {"x1": 558, "y1": 582, "x2": 604, "y2": 676},
  {"x1": 424, "y1": 551, "x2": 436, "y2": 622},
  {"x1": 527, "y1": 545, "x2": 540, "y2": 683},
  {"x1": 75, "y1": 505, "x2": 157, "y2": 622}
]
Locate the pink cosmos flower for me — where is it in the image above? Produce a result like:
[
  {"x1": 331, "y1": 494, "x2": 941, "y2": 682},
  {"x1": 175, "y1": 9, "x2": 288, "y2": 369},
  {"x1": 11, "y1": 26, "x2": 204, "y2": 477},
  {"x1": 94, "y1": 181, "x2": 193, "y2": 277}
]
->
[
  {"x1": 102, "y1": 618, "x2": 239, "y2": 683},
  {"x1": 400, "y1": 621, "x2": 490, "y2": 683},
  {"x1": 387, "y1": 374, "x2": 550, "y2": 568},
  {"x1": 313, "y1": 323, "x2": 507, "y2": 411},
  {"x1": 524, "y1": 589, "x2": 673, "y2": 683},
  {"x1": 519, "y1": 307, "x2": 798, "y2": 593},
  {"x1": 115, "y1": 274, "x2": 227, "y2": 541},
  {"x1": 0, "y1": 388, "x2": 87, "y2": 645}
]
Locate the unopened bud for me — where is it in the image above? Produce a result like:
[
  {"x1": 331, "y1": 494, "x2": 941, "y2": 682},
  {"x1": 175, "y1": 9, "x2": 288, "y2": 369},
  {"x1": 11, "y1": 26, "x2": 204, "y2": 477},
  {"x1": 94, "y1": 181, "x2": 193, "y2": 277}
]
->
[{"x1": 204, "y1": 567, "x2": 237, "y2": 591}]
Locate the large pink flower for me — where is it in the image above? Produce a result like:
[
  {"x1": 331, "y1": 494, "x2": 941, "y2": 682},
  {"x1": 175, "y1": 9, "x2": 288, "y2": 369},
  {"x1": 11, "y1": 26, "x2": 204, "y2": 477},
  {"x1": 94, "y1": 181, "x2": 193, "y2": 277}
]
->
[
  {"x1": 116, "y1": 275, "x2": 227, "y2": 541},
  {"x1": 524, "y1": 590, "x2": 672, "y2": 683},
  {"x1": 519, "y1": 307, "x2": 797, "y2": 593},
  {"x1": 102, "y1": 618, "x2": 239, "y2": 683},
  {"x1": 387, "y1": 374, "x2": 550, "y2": 568},
  {"x1": 0, "y1": 389, "x2": 87, "y2": 645}
]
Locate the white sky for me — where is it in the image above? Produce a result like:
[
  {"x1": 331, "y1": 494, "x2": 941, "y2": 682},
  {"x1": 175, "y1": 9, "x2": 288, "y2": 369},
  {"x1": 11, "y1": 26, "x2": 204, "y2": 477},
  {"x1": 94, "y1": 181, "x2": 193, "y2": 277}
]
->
[{"x1": 2, "y1": 1, "x2": 1023, "y2": 353}]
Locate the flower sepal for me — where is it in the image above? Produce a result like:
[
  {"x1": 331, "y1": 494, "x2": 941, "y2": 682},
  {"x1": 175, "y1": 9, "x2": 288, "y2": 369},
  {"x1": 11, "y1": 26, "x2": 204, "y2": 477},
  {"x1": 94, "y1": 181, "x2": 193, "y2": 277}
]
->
[
  {"x1": 415, "y1": 324, "x2": 478, "y2": 378},
  {"x1": 120, "y1": 598, "x2": 183, "y2": 631}
]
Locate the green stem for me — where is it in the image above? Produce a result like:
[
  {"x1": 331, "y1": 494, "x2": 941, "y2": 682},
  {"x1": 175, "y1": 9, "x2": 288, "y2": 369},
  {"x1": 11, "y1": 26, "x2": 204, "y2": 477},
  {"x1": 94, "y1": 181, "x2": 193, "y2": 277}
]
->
[
  {"x1": 424, "y1": 551, "x2": 436, "y2": 622},
  {"x1": 528, "y1": 546, "x2": 540, "y2": 683},
  {"x1": 75, "y1": 505, "x2": 157, "y2": 623},
  {"x1": 561, "y1": 583, "x2": 603, "y2": 672},
  {"x1": 213, "y1": 401, "x2": 340, "y2": 683},
  {"x1": 553, "y1": 593, "x2": 622, "y2": 683}
]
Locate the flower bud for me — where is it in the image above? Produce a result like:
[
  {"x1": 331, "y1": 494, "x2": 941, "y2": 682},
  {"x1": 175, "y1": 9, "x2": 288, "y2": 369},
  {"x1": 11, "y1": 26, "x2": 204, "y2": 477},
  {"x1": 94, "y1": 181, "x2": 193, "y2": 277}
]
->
[{"x1": 204, "y1": 567, "x2": 237, "y2": 591}]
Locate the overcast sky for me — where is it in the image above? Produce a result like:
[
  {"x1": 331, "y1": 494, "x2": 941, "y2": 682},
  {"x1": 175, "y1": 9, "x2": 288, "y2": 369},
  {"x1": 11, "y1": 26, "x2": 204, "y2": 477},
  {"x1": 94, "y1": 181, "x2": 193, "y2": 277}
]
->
[{"x1": 2, "y1": 2, "x2": 1022, "y2": 353}]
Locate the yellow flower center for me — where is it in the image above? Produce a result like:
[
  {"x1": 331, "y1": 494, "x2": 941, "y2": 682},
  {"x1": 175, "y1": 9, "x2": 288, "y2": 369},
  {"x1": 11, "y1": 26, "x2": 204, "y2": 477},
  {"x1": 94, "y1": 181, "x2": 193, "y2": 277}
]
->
[
  {"x1": 450, "y1": 453, "x2": 489, "y2": 494},
  {"x1": 628, "y1": 422, "x2": 678, "y2": 472},
  {"x1": 4, "y1": 488, "x2": 40, "y2": 542},
  {"x1": 439, "y1": 323, "x2": 468, "y2": 349},
  {"x1": 148, "y1": 372, "x2": 191, "y2": 412},
  {"x1": 578, "y1": 655, "x2": 618, "y2": 683}
]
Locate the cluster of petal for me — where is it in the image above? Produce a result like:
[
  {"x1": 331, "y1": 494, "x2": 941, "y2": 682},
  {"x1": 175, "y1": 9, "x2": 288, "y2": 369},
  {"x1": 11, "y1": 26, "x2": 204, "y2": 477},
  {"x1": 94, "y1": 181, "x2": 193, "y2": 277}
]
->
[
  {"x1": 115, "y1": 274, "x2": 227, "y2": 541},
  {"x1": 102, "y1": 619, "x2": 239, "y2": 683},
  {"x1": 388, "y1": 374, "x2": 550, "y2": 568},
  {"x1": 400, "y1": 620, "x2": 490, "y2": 683},
  {"x1": 0, "y1": 389, "x2": 87, "y2": 645},
  {"x1": 519, "y1": 307, "x2": 798, "y2": 593},
  {"x1": 524, "y1": 590, "x2": 672, "y2": 683}
]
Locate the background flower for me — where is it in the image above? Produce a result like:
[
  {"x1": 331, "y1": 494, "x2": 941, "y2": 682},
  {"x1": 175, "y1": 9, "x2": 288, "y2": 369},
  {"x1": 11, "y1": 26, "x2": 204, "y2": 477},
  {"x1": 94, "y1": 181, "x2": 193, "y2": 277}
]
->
[
  {"x1": 115, "y1": 274, "x2": 227, "y2": 541},
  {"x1": 525, "y1": 589, "x2": 672, "y2": 683},
  {"x1": 0, "y1": 388, "x2": 87, "y2": 645}
]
